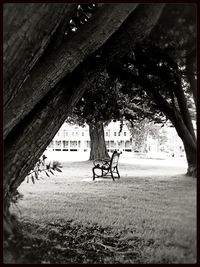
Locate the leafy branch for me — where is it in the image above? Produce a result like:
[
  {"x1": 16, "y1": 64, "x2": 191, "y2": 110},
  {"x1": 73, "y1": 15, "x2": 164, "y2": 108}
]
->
[{"x1": 26, "y1": 155, "x2": 62, "y2": 184}]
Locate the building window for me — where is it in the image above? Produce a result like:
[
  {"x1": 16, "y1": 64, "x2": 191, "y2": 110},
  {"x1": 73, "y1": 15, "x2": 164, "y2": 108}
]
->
[
  {"x1": 72, "y1": 132, "x2": 74, "y2": 136},
  {"x1": 114, "y1": 132, "x2": 116, "y2": 136},
  {"x1": 124, "y1": 132, "x2": 126, "y2": 136},
  {"x1": 110, "y1": 141, "x2": 115, "y2": 148},
  {"x1": 82, "y1": 132, "x2": 84, "y2": 136},
  {"x1": 63, "y1": 141, "x2": 68, "y2": 148},
  {"x1": 63, "y1": 130, "x2": 68, "y2": 137},
  {"x1": 125, "y1": 141, "x2": 130, "y2": 148},
  {"x1": 118, "y1": 132, "x2": 120, "y2": 136},
  {"x1": 56, "y1": 141, "x2": 61, "y2": 147},
  {"x1": 106, "y1": 132, "x2": 108, "y2": 136},
  {"x1": 70, "y1": 141, "x2": 77, "y2": 147},
  {"x1": 76, "y1": 132, "x2": 78, "y2": 136}
]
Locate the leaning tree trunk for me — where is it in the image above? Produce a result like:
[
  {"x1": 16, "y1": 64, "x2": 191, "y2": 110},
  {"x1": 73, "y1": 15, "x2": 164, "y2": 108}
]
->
[
  {"x1": 170, "y1": 109, "x2": 197, "y2": 177},
  {"x1": 3, "y1": 4, "x2": 77, "y2": 114},
  {"x1": 4, "y1": 3, "x2": 137, "y2": 139},
  {"x1": 146, "y1": 83, "x2": 197, "y2": 177},
  {"x1": 3, "y1": 3, "x2": 164, "y2": 236},
  {"x1": 89, "y1": 123, "x2": 110, "y2": 160},
  {"x1": 3, "y1": 4, "x2": 136, "y2": 235},
  {"x1": 154, "y1": 91, "x2": 196, "y2": 177},
  {"x1": 184, "y1": 143, "x2": 196, "y2": 177}
]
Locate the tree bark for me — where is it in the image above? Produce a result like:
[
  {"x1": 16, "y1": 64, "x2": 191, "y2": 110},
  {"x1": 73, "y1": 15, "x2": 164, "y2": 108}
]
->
[
  {"x1": 4, "y1": 3, "x2": 137, "y2": 138},
  {"x1": 89, "y1": 123, "x2": 110, "y2": 160},
  {"x1": 3, "y1": 76, "x2": 87, "y2": 239},
  {"x1": 4, "y1": 73, "x2": 86, "y2": 200},
  {"x1": 3, "y1": 4, "x2": 77, "y2": 109},
  {"x1": 173, "y1": 77, "x2": 196, "y2": 142}
]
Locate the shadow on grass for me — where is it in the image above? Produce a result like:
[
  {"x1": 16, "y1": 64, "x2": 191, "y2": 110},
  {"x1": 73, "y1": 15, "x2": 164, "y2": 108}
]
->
[{"x1": 4, "y1": 219, "x2": 157, "y2": 264}]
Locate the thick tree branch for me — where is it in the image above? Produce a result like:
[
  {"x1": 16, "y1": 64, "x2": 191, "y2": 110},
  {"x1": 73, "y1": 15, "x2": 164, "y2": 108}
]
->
[
  {"x1": 4, "y1": 4, "x2": 137, "y2": 138},
  {"x1": 4, "y1": 3, "x2": 165, "y2": 203},
  {"x1": 4, "y1": 4, "x2": 77, "y2": 108},
  {"x1": 173, "y1": 76, "x2": 196, "y2": 142},
  {"x1": 148, "y1": 88, "x2": 196, "y2": 151},
  {"x1": 100, "y1": 3, "x2": 165, "y2": 62},
  {"x1": 4, "y1": 72, "x2": 86, "y2": 195}
]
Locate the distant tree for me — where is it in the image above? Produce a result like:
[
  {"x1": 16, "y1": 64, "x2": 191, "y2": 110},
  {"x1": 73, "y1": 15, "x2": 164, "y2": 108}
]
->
[
  {"x1": 71, "y1": 70, "x2": 124, "y2": 160},
  {"x1": 127, "y1": 119, "x2": 162, "y2": 153}
]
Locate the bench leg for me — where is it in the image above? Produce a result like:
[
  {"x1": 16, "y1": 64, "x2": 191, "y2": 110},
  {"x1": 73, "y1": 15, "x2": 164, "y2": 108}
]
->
[
  {"x1": 92, "y1": 167, "x2": 96, "y2": 181},
  {"x1": 110, "y1": 170, "x2": 115, "y2": 181},
  {"x1": 116, "y1": 167, "x2": 120, "y2": 178}
]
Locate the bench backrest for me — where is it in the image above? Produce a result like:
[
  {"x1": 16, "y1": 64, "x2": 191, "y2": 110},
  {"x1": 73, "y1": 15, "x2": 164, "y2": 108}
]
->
[{"x1": 110, "y1": 151, "x2": 121, "y2": 168}]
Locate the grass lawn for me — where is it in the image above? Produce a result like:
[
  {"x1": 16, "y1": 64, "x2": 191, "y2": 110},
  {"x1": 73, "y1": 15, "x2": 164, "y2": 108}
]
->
[{"x1": 8, "y1": 156, "x2": 196, "y2": 264}]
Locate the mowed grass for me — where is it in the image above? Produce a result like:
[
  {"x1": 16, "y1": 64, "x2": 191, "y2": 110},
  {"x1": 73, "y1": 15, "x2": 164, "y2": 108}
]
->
[{"x1": 13, "y1": 158, "x2": 196, "y2": 263}]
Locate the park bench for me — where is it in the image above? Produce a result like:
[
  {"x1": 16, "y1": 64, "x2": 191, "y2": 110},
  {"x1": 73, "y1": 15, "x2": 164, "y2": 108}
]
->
[{"x1": 92, "y1": 150, "x2": 122, "y2": 181}]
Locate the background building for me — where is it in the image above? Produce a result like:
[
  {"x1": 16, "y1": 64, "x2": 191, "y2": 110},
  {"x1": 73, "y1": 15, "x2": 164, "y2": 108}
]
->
[
  {"x1": 47, "y1": 120, "x2": 189, "y2": 158},
  {"x1": 104, "y1": 121, "x2": 132, "y2": 152},
  {"x1": 47, "y1": 121, "x2": 132, "y2": 152}
]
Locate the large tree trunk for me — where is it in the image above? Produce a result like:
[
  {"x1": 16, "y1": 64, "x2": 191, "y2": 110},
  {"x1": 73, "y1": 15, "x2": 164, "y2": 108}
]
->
[
  {"x1": 89, "y1": 123, "x2": 110, "y2": 160},
  {"x1": 3, "y1": 4, "x2": 164, "y2": 236},
  {"x1": 3, "y1": 3, "x2": 136, "y2": 229},
  {"x1": 4, "y1": 3, "x2": 164, "y2": 193},
  {"x1": 4, "y1": 3, "x2": 137, "y2": 139},
  {"x1": 3, "y1": 74, "x2": 87, "y2": 236},
  {"x1": 167, "y1": 109, "x2": 196, "y2": 177},
  {"x1": 147, "y1": 85, "x2": 197, "y2": 177},
  {"x1": 169, "y1": 109, "x2": 196, "y2": 177},
  {"x1": 184, "y1": 143, "x2": 196, "y2": 177},
  {"x1": 3, "y1": 4, "x2": 77, "y2": 111},
  {"x1": 173, "y1": 79, "x2": 196, "y2": 142}
]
